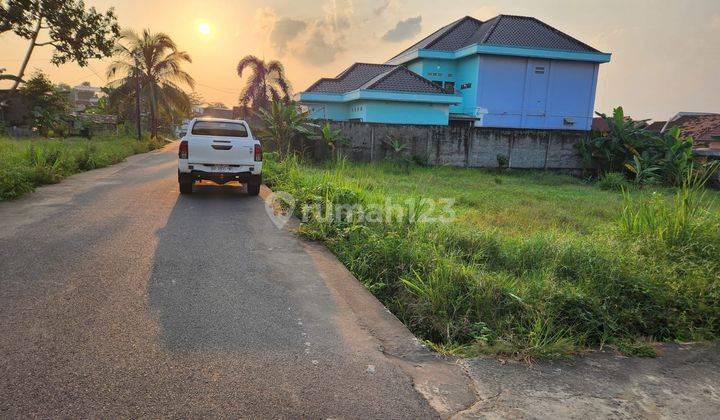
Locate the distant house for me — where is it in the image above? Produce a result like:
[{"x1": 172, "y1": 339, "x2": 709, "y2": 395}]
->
[
  {"x1": 298, "y1": 14, "x2": 611, "y2": 129},
  {"x1": 69, "y1": 82, "x2": 101, "y2": 112},
  {"x1": 645, "y1": 121, "x2": 666, "y2": 133},
  {"x1": 660, "y1": 112, "x2": 720, "y2": 148},
  {"x1": 591, "y1": 117, "x2": 610, "y2": 134},
  {"x1": 200, "y1": 106, "x2": 234, "y2": 119}
]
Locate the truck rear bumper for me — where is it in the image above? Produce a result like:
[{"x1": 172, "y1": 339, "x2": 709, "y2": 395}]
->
[{"x1": 182, "y1": 170, "x2": 260, "y2": 185}]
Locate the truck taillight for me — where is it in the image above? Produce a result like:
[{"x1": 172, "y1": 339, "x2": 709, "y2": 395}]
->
[
  {"x1": 179, "y1": 140, "x2": 188, "y2": 159},
  {"x1": 254, "y1": 144, "x2": 262, "y2": 162}
]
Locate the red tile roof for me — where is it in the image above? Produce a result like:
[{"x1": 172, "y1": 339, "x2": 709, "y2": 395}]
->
[
  {"x1": 665, "y1": 114, "x2": 720, "y2": 146},
  {"x1": 645, "y1": 121, "x2": 666, "y2": 133}
]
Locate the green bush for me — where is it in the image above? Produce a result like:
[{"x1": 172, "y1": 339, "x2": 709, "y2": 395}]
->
[{"x1": 597, "y1": 172, "x2": 630, "y2": 191}]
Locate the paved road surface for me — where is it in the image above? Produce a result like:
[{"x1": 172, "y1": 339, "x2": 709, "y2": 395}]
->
[{"x1": 0, "y1": 144, "x2": 452, "y2": 418}]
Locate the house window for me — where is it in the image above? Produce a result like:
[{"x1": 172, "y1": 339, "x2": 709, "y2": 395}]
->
[
  {"x1": 534, "y1": 66, "x2": 546, "y2": 74},
  {"x1": 444, "y1": 81, "x2": 455, "y2": 94}
]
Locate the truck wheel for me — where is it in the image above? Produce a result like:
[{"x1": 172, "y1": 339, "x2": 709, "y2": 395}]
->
[
  {"x1": 179, "y1": 181, "x2": 193, "y2": 194},
  {"x1": 179, "y1": 173, "x2": 193, "y2": 194},
  {"x1": 246, "y1": 175, "x2": 261, "y2": 196}
]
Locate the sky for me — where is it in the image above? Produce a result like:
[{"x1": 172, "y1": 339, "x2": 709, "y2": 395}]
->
[{"x1": 1, "y1": 0, "x2": 719, "y2": 121}]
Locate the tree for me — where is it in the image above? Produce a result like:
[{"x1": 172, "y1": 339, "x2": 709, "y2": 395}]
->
[
  {"x1": 18, "y1": 70, "x2": 70, "y2": 136},
  {"x1": 0, "y1": 0, "x2": 120, "y2": 94},
  {"x1": 236, "y1": 55, "x2": 291, "y2": 111},
  {"x1": 256, "y1": 101, "x2": 316, "y2": 159},
  {"x1": 107, "y1": 29, "x2": 194, "y2": 138}
]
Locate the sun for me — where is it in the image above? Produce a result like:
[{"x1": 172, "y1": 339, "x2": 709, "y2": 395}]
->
[{"x1": 198, "y1": 23, "x2": 211, "y2": 36}]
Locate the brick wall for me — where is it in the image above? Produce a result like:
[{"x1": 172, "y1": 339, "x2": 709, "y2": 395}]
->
[{"x1": 306, "y1": 121, "x2": 587, "y2": 169}]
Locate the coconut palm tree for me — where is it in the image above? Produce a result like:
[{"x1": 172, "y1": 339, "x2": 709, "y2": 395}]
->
[
  {"x1": 237, "y1": 55, "x2": 291, "y2": 112},
  {"x1": 107, "y1": 29, "x2": 194, "y2": 137}
]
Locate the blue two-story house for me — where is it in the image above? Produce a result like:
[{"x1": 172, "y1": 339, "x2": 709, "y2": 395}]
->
[{"x1": 298, "y1": 15, "x2": 611, "y2": 130}]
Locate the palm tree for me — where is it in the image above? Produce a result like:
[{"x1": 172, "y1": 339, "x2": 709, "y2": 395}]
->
[
  {"x1": 107, "y1": 29, "x2": 194, "y2": 138},
  {"x1": 237, "y1": 56, "x2": 291, "y2": 112}
]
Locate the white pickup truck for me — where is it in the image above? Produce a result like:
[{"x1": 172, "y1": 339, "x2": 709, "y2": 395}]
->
[{"x1": 178, "y1": 118, "x2": 262, "y2": 195}]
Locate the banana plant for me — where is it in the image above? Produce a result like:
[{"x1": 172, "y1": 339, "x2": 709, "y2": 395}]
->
[{"x1": 310, "y1": 123, "x2": 349, "y2": 163}]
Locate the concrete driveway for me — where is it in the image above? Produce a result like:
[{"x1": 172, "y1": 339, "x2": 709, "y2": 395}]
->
[{"x1": 0, "y1": 143, "x2": 474, "y2": 418}]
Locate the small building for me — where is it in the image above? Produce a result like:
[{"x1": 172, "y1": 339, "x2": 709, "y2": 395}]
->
[
  {"x1": 200, "y1": 105, "x2": 234, "y2": 119},
  {"x1": 661, "y1": 112, "x2": 720, "y2": 148},
  {"x1": 69, "y1": 82, "x2": 101, "y2": 112},
  {"x1": 298, "y1": 14, "x2": 611, "y2": 130}
]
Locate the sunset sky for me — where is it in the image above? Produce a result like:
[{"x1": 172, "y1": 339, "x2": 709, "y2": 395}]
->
[{"x1": 1, "y1": 0, "x2": 718, "y2": 120}]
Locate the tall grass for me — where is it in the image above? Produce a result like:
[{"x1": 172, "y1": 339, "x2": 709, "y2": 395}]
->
[
  {"x1": 0, "y1": 135, "x2": 165, "y2": 200},
  {"x1": 265, "y1": 157, "x2": 720, "y2": 357},
  {"x1": 619, "y1": 164, "x2": 719, "y2": 247}
]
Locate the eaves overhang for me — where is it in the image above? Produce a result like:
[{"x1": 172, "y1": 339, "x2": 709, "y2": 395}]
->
[
  {"x1": 296, "y1": 90, "x2": 463, "y2": 105},
  {"x1": 386, "y1": 44, "x2": 612, "y2": 65}
]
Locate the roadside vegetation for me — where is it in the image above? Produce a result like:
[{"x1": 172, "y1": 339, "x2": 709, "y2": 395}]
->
[
  {"x1": 0, "y1": 135, "x2": 164, "y2": 200},
  {"x1": 261, "y1": 104, "x2": 720, "y2": 359}
]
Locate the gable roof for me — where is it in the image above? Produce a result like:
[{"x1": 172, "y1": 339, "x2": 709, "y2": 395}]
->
[
  {"x1": 388, "y1": 14, "x2": 600, "y2": 62},
  {"x1": 304, "y1": 63, "x2": 446, "y2": 95}
]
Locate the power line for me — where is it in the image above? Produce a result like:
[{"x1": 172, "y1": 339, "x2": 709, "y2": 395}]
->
[{"x1": 194, "y1": 81, "x2": 241, "y2": 95}]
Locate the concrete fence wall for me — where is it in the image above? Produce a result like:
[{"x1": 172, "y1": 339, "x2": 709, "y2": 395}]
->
[{"x1": 307, "y1": 121, "x2": 588, "y2": 169}]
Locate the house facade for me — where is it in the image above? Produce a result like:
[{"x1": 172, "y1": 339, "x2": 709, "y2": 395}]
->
[{"x1": 298, "y1": 15, "x2": 611, "y2": 130}]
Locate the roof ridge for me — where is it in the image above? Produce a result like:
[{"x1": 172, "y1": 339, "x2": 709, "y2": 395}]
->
[
  {"x1": 523, "y1": 15, "x2": 599, "y2": 52},
  {"x1": 362, "y1": 66, "x2": 402, "y2": 90},
  {"x1": 479, "y1": 15, "x2": 503, "y2": 43},
  {"x1": 365, "y1": 65, "x2": 446, "y2": 94},
  {"x1": 385, "y1": 16, "x2": 481, "y2": 62},
  {"x1": 425, "y1": 15, "x2": 481, "y2": 50}
]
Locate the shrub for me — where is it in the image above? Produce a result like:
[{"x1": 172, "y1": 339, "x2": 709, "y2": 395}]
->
[
  {"x1": 496, "y1": 154, "x2": 509, "y2": 170},
  {"x1": 597, "y1": 172, "x2": 629, "y2": 191}
]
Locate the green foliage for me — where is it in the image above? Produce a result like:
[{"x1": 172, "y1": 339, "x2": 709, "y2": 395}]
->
[
  {"x1": 496, "y1": 154, "x2": 509, "y2": 170},
  {"x1": 17, "y1": 70, "x2": 71, "y2": 136},
  {"x1": 310, "y1": 123, "x2": 349, "y2": 162},
  {"x1": 383, "y1": 136, "x2": 411, "y2": 174},
  {"x1": 597, "y1": 172, "x2": 630, "y2": 191},
  {"x1": 256, "y1": 101, "x2": 317, "y2": 159},
  {"x1": 615, "y1": 339, "x2": 658, "y2": 357},
  {"x1": 265, "y1": 159, "x2": 720, "y2": 358},
  {"x1": 619, "y1": 163, "x2": 719, "y2": 247},
  {"x1": 0, "y1": 0, "x2": 119, "y2": 67},
  {"x1": 580, "y1": 106, "x2": 651, "y2": 173},
  {"x1": 579, "y1": 107, "x2": 696, "y2": 187},
  {"x1": 0, "y1": 135, "x2": 164, "y2": 200}
]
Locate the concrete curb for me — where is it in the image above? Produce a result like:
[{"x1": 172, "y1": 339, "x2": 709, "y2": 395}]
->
[{"x1": 258, "y1": 184, "x2": 479, "y2": 418}]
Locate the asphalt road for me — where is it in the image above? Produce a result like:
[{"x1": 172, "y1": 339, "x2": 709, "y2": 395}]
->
[{"x1": 0, "y1": 143, "x2": 441, "y2": 418}]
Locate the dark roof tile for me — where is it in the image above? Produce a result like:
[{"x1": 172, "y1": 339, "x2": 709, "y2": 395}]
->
[
  {"x1": 388, "y1": 14, "x2": 599, "y2": 62},
  {"x1": 304, "y1": 63, "x2": 446, "y2": 95},
  {"x1": 305, "y1": 63, "x2": 395, "y2": 93}
]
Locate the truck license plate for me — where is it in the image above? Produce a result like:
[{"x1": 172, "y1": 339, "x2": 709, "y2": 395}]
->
[{"x1": 214, "y1": 165, "x2": 233, "y2": 172}]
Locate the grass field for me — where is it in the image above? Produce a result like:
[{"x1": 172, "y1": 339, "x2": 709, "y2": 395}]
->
[
  {"x1": 0, "y1": 135, "x2": 165, "y2": 200},
  {"x1": 265, "y1": 158, "x2": 720, "y2": 358}
]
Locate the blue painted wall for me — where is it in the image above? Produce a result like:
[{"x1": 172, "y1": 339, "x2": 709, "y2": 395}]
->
[
  {"x1": 363, "y1": 101, "x2": 449, "y2": 125},
  {"x1": 407, "y1": 55, "x2": 599, "y2": 130},
  {"x1": 305, "y1": 100, "x2": 448, "y2": 125},
  {"x1": 307, "y1": 103, "x2": 347, "y2": 120},
  {"x1": 475, "y1": 56, "x2": 598, "y2": 130}
]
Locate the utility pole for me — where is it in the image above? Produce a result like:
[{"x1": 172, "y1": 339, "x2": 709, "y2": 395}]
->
[{"x1": 134, "y1": 64, "x2": 142, "y2": 141}]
